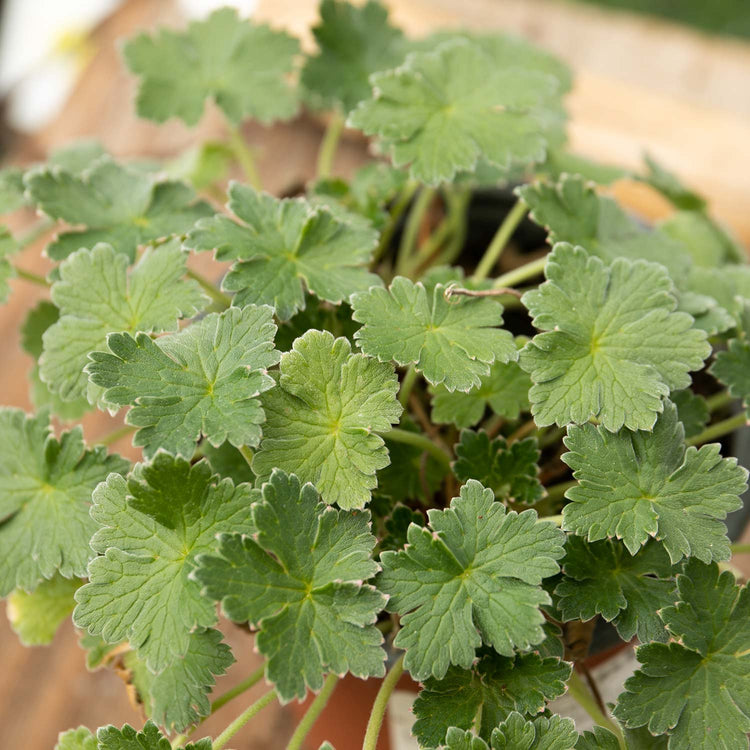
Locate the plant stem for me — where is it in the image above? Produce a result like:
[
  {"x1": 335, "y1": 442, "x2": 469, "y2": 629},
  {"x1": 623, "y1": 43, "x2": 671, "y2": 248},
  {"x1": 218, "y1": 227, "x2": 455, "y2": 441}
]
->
[
  {"x1": 434, "y1": 188, "x2": 471, "y2": 266},
  {"x1": 227, "y1": 123, "x2": 261, "y2": 189},
  {"x1": 239, "y1": 445, "x2": 254, "y2": 468},
  {"x1": 383, "y1": 428, "x2": 451, "y2": 470},
  {"x1": 566, "y1": 671, "x2": 625, "y2": 749},
  {"x1": 403, "y1": 213, "x2": 453, "y2": 277},
  {"x1": 492, "y1": 254, "x2": 547, "y2": 290},
  {"x1": 730, "y1": 542, "x2": 750, "y2": 555},
  {"x1": 97, "y1": 424, "x2": 136, "y2": 447},
  {"x1": 212, "y1": 688, "x2": 277, "y2": 750},
  {"x1": 395, "y1": 187, "x2": 435, "y2": 277},
  {"x1": 706, "y1": 390, "x2": 734, "y2": 413},
  {"x1": 472, "y1": 198, "x2": 527, "y2": 282},
  {"x1": 398, "y1": 365, "x2": 418, "y2": 408},
  {"x1": 373, "y1": 181, "x2": 419, "y2": 265},
  {"x1": 362, "y1": 654, "x2": 405, "y2": 750},
  {"x1": 686, "y1": 412, "x2": 748, "y2": 447},
  {"x1": 212, "y1": 663, "x2": 266, "y2": 712},
  {"x1": 316, "y1": 113, "x2": 345, "y2": 179},
  {"x1": 13, "y1": 265, "x2": 51, "y2": 287},
  {"x1": 545, "y1": 479, "x2": 576, "y2": 504},
  {"x1": 286, "y1": 673, "x2": 339, "y2": 750},
  {"x1": 507, "y1": 419, "x2": 536, "y2": 443},
  {"x1": 17, "y1": 217, "x2": 56, "y2": 250},
  {"x1": 186, "y1": 268, "x2": 231, "y2": 308}
]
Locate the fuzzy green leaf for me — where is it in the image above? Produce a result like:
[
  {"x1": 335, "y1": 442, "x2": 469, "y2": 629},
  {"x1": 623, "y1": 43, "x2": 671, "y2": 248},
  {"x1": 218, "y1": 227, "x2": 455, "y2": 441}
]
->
[
  {"x1": 562, "y1": 401, "x2": 747, "y2": 563},
  {"x1": 74, "y1": 456, "x2": 256, "y2": 671},
  {"x1": 555, "y1": 537, "x2": 677, "y2": 642},
  {"x1": 0, "y1": 167, "x2": 28, "y2": 213},
  {"x1": 185, "y1": 183, "x2": 380, "y2": 321},
  {"x1": 413, "y1": 648, "x2": 571, "y2": 747},
  {"x1": 194, "y1": 469, "x2": 385, "y2": 702},
  {"x1": 379, "y1": 480, "x2": 565, "y2": 680},
  {"x1": 380, "y1": 504, "x2": 426, "y2": 551},
  {"x1": 710, "y1": 338, "x2": 750, "y2": 416},
  {"x1": 97, "y1": 721, "x2": 210, "y2": 750},
  {"x1": 453, "y1": 430, "x2": 542, "y2": 505},
  {"x1": 575, "y1": 727, "x2": 622, "y2": 750},
  {"x1": 0, "y1": 409, "x2": 128, "y2": 596},
  {"x1": 123, "y1": 8, "x2": 299, "y2": 126},
  {"x1": 55, "y1": 727, "x2": 98, "y2": 750},
  {"x1": 444, "y1": 713, "x2": 579, "y2": 750},
  {"x1": 253, "y1": 329, "x2": 401, "y2": 509},
  {"x1": 25, "y1": 158, "x2": 212, "y2": 261},
  {"x1": 87, "y1": 305, "x2": 278, "y2": 458},
  {"x1": 39, "y1": 242, "x2": 206, "y2": 402},
  {"x1": 349, "y1": 39, "x2": 559, "y2": 184},
  {"x1": 352, "y1": 276, "x2": 517, "y2": 392},
  {"x1": 201, "y1": 441, "x2": 255, "y2": 485},
  {"x1": 520, "y1": 244, "x2": 709, "y2": 431},
  {"x1": 671, "y1": 388, "x2": 709, "y2": 439},
  {"x1": 614, "y1": 560, "x2": 750, "y2": 750}
]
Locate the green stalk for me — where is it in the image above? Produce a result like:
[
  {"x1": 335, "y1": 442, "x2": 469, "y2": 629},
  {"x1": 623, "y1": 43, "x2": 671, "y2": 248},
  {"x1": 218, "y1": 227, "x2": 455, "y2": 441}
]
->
[
  {"x1": 434, "y1": 188, "x2": 471, "y2": 266},
  {"x1": 730, "y1": 542, "x2": 750, "y2": 555},
  {"x1": 398, "y1": 365, "x2": 418, "y2": 408},
  {"x1": 566, "y1": 671, "x2": 625, "y2": 749},
  {"x1": 362, "y1": 654, "x2": 405, "y2": 750},
  {"x1": 227, "y1": 123, "x2": 261, "y2": 189},
  {"x1": 372, "y1": 181, "x2": 419, "y2": 265},
  {"x1": 97, "y1": 424, "x2": 136, "y2": 447},
  {"x1": 706, "y1": 390, "x2": 734, "y2": 413},
  {"x1": 186, "y1": 268, "x2": 231, "y2": 308},
  {"x1": 395, "y1": 188, "x2": 435, "y2": 277},
  {"x1": 545, "y1": 479, "x2": 576, "y2": 504},
  {"x1": 286, "y1": 673, "x2": 340, "y2": 750},
  {"x1": 316, "y1": 113, "x2": 345, "y2": 179},
  {"x1": 472, "y1": 198, "x2": 527, "y2": 282},
  {"x1": 13, "y1": 265, "x2": 51, "y2": 287},
  {"x1": 492, "y1": 255, "x2": 547, "y2": 290},
  {"x1": 211, "y1": 663, "x2": 266, "y2": 713},
  {"x1": 383, "y1": 428, "x2": 451, "y2": 470},
  {"x1": 212, "y1": 688, "x2": 277, "y2": 750},
  {"x1": 686, "y1": 412, "x2": 748, "y2": 447}
]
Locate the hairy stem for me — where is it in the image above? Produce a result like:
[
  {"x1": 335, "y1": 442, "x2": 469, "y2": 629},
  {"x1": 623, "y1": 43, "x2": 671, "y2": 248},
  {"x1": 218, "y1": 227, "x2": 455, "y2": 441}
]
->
[
  {"x1": 316, "y1": 113, "x2": 345, "y2": 179},
  {"x1": 212, "y1": 663, "x2": 266, "y2": 712},
  {"x1": 227, "y1": 123, "x2": 262, "y2": 189},
  {"x1": 362, "y1": 654, "x2": 405, "y2": 750},
  {"x1": 395, "y1": 187, "x2": 435, "y2": 277},
  {"x1": 212, "y1": 688, "x2": 277, "y2": 750},
  {"x1": 433, "y1": 187, "x2": 471, "y2": 267},
  {"x1": 398, "y1": 365, "x2": 418, "y2": 408},
  {"x1": 730, "y1": 542, "x2": 750, "y2": 555},
  {"x1": 566, "y1": 670, "x2": 625, "y2": 749},
  {"x1": 492, "y1": 254, "x2": 547, "y2": 290},
  {"x1": 472, "y1": 198, "x2": 527, "y2": 282},
  {"x1": 97, "y1": 424, "x2": 136, "y2": 447},
  {"x1": 186, "y1": 268, "x2": 231, "y2": 308},
  {"x1": 286, "y1": 673, "x2": 340, "y2": 750},
  {"x1": 13, "y1": 265, "x2": 51, "y2": 287},
  {"x1": 686, "y1": 412, "x2": 748, "y2": 447},
  {"x1": 544, "y1": 479, "x2": 576, "y2": 504},
  {"x1": 706, "y1": 390, "x2": 734, "y2": 413},
  {"x1": 373, "y1": 181, "x2": 419, "y2": 265},
  {"x1": 383, "y1": 428, "x2": 452, "y2": 470}
]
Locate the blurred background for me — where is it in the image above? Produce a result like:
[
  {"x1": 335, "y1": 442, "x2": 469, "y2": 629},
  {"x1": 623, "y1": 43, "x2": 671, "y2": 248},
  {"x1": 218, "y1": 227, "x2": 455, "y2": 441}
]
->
[{"x1": 1, "y1": 1, "x2": 749, "y2": 748}]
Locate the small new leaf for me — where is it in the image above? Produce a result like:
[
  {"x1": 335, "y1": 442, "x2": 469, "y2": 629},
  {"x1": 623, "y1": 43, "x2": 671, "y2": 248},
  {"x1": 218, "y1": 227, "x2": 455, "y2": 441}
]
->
[
  {"x1": 74, "y1": 456, "x2": 256, "y2": 671},
  {"x1": 123, "y1": 8, "x2": 299, "y2": 126},
  {"x1": 520, "y1": 244, "x2": 709, "y2": 431},
  {"x1": 562, "y1": 401, "x2": 747, "y2": 563},
  {"x1": 194, "y1": 469, "x2": 385, "y2": 702},
  {"x1": 0, "y1": 408, "x2": 128, "y2": 596},
  {"x1": 253, "y1": 329, "x2": 401, "y2": 509},
  {"x1": 97, "y1": 721, "x2": 210, "y2": 750},
  {"x1": 184, "y1": 183, "x2": 381, "y2": 320},
  {"x1": 378, "y1": 480, "x2": 565, "y2": 680},
  {"x1": 614, "y1": 560, "x2": 750, "y2": 749},
  {"x1": 352, "y1": 277, "x2": 517, "y2": 392},
  {"x1": 55, "y1": 727, "x2": 97, "y2": 750},
  {"x1": 25, "y1": 158, "x2": 212, "y2": 261},
  {"x1": 443, "y1": 712, "x2": 579, "y2": 750}
]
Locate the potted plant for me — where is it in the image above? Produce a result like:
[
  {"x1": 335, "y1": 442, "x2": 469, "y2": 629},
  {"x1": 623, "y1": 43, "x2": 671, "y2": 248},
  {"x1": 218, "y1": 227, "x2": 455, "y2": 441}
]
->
[{"x1": 1, "y1": 2, "x2": 749, "y2": 749}]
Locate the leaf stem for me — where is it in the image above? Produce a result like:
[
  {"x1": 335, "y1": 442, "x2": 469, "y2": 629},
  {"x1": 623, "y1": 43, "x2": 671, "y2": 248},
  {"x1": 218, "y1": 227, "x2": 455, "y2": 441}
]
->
[
  {"x1": 97, "y1": 424, "x2": 136, "y2": 448},
  {"x1": 227, "y1": 123, "x2": 262, "y2": 190},
  {"x1": 472, "y1": 198, "x2": 527, "y2": 282},
  {"x1": 383, "y1": 428, "x2": 452, "y2": 470},
  {"x1": 316, "y1": 113, "x2": 345, "y2": 179},
  {"x1": 433, "y1": 187, "x2": 471, "y2": 267},
  {"x1": 544, "y1": 479, "x2": 576, "y2": 504},
  {"x1": 211, "y1": 688, "x2": 277, "y2": 750},
  {"x1": 13, "y1": 265, "x2": 51, "y2": 287},
  {"x1": 730, "y1": 542, "x2": 750, "y2": 554},
  {"x1": 286, "y1": 673, "x2": 339, "y2": 750},
  {"x1": 362, "y1": 654, "x2": 405, "y2": 750},
  {"x1": 685, "y1": 412, "x2": 748, "y2": 447},
  {"x1": 492, "y1": 254, "x2": 547, "y2": 290},
  {"x1": 373, "y1": 181, "x2": 419, "y2": 265},
  {"x1": 211, "y1": 663, "x2": 266, "y2": 713},
  {"x1": 186, "y1": 268, "x2": 231, "y2": 308},
  {"x1": 398, "y1": 365, "x2": 418, "y2": 408},
  {"x1": 706, "y1": 390, "x2": 734, "y2": 413},
  {"x1": 395, "y1": 187, "x2": 435, "y2": 277},
  {"x1": 566, "y1": 670, "x2": 625, "y2": 749}
]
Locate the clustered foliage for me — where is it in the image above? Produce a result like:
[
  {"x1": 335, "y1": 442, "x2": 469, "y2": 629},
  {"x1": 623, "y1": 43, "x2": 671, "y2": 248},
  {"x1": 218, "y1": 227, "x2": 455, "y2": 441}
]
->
[{"x1": 1, "y1": 2, "x2": 749, "y2": 749}]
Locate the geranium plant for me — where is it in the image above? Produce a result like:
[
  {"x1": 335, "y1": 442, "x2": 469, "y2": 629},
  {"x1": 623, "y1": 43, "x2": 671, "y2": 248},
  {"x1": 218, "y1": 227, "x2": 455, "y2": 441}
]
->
[{"x1": 2, "y1": 2, "x2": 749, "y2": 749}]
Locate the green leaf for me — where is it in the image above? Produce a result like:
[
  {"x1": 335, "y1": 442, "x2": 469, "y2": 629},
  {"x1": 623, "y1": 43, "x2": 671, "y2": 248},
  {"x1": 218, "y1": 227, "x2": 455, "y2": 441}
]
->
[
  {"x1": 412, "y1": 648, "x2": 571, "y2": 747},
  {"x1": 201, "y1": 441, "x2": 255, "y2": 485},
  {"x1": 7, "y1": 573, "x2": 82, "y2": 645},
  {"x1": 349, "y1": 39, "x2": 559, "y2": 184},
  {"x1": 685, "y1": 265, "x2": 750, "y2": 327},
  {"x1": 0, "y1": 408, "x2": 128, "y2": 596},
  {"x1": 379, "y1": 504, "x2": 426, "y2": 551},
  {"x1": 184, "y1": 183, "x2": 381, "y2": 321},
  {"x1": 0, "y1": 167, "x2": 28, "y2": 213},
  {"x1": 614, "y1": 560, "x2": 750, "y2": 750},
  {"x1": 431, "y1": 347, "x2": 531, "y2": 428},
  {"x1": 97, "y1": 721, "x2": 211, "y2": 750},
  {"x1": 25, "y1": 158, "x2": 213, "y2": 261},
  {"x1": 520, "y1": 244, "x2": 709, "y2": 431},
  {"x1": 575, "y1": 727, "x2": 622, "y2": 750},
  {"x1": 622, "y1": 726, "x2": 668, "y2": 749},
  {"x1": 671, "y1": 389, "x2": 709, "y2": 439},
  {"x1": 518, "y1": 174, "x2": 692, "y2": 281},
  {"x1": 444, "y1": 728, "x2": 490, "y2": 750},
  {"x1": 73, "y1": 455, "x2": 256, "y2": 671},
  {"x1": 491, "y1": 712, "x2": 579, "y2": 749},
  {"x1": 379, "y1": 480, "x2": 565, "y2": 680},
  {"x1": 40, "y1": 242, "x2": 206, "y2": 402},
  {"x1": 123, "y1": 7, "x2": 299, "y2": 126},
  {"x1": 640, "y1": 154, "x2": 707, "y2": 212},
  {"x1": 194, "y1": 469, "x2": 385, "y2": 702},
  {"x1": 555, "y1": 536, "x2": 677, "y2": 642},
  {"x1": 301, "y1": 0, "x2": 410, "y2": 114},
  {"x1": 55, "y1": 727, "x2": 97, "y2": 750},
  {"x1": 166, "y1": 141, "x2": 235, "y2": 191},
  {"x1": 79, "y1": 632, "x2": 121, "y2": 671},
  {"x1": 352, "y1": 276, "x2": 517, "y2": 392},
  {"x1": 562, "y1": 401, "x2": 747, "y2": 563},
  {"x1": 659, "y1": 211, "x2": 737, "y2": 268},
  {"x1": 453, "y1": 430, "x2": 543, "y2": 505},
  {"x1": 253, "y1": 329, "x2": 401, "y2": 509},
  {"x1": 710, "y1": 338, "x2": 750, "y2": 416},
  {"x1": 87, "y1": 305, "x2": 279, "y2": 458}
]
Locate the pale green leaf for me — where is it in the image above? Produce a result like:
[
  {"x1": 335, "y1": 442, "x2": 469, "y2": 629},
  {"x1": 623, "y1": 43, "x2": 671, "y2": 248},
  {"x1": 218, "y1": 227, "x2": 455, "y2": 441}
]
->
[
  {"x1": 491, "y1": 712, "x2": 579, "y2": 750},
  {"x1": 97, "y1": 721, "x2": 211, "y2": 750},
  {"x1": 55, "y1": 727, "x2": 97, "y2": 750}
]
